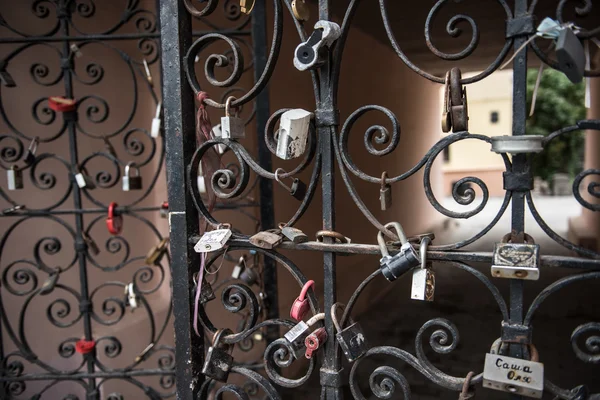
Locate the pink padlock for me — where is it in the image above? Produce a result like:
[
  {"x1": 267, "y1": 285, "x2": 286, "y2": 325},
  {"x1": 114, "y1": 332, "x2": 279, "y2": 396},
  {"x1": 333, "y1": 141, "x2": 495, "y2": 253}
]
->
[
  {"x1": 290, "y1": 280, "x2": 314, "y2": 321},
  {"x1": 305, "y1": 327, "x2": 327, "y2": 359}
]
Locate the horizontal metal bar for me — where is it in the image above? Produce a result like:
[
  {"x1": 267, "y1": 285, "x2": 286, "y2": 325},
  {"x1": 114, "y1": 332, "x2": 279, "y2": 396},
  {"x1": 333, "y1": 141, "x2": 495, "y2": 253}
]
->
[
  {"x1": 0, "y1": 368, "x2": 173, "y2": 382},
  {"x1": 187, "y1": 237, "x2": 600, "y2": 270},
  {"x1": 0, "y1": 202, "x2": 258, "y2": 217},
  {"x1": 0, "y1": 30, "x2": 250, "y2": 44}
]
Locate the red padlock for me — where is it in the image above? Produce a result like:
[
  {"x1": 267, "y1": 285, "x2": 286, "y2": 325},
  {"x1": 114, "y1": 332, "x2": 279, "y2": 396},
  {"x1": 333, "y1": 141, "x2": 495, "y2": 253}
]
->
[
  {"x1": 48, "y1": 96, "x2": 77, "y2": 112},
  {"x1": 290, "y1": 280, "x2": 314, "y2": 321},
  {"x1": 106, "y1": 202, "x2": 123, "y2": 235},
  {"x1": 75, "y1": 339, "x2": 96, "y2": 354},
  {"x1": 305, "y1": 327, "x2": 327, "y2": 359}
]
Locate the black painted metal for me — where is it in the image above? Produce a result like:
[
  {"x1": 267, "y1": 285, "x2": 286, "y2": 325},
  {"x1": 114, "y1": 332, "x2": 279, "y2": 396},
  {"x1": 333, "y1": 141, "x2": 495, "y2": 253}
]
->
[{"x1": 167, "y1": 0, "x2": 600, "y2": 399}]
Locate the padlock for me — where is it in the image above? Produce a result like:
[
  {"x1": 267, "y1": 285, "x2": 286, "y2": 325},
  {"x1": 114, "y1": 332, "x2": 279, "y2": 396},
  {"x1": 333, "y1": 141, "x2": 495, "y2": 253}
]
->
[
  {"x1": 143, "y1": 59, "x2": 153, "y2": 86},
  {"x1": 281, "y1": 226, "x2": 309, "y2": 244},
  {"x1": 202, "y1": 329, "x2": 234, "y2": 382},
  {"x1": 239, "y1": 266, "x2": 259, "y2": 286},
  {"x1": 290, "y1": 280, "x2": 314, "y2": 321},
  {"x1": 221, "y1": 96, "x2": 245, "y2": 139},
  {"x1": 39, "y1": 271, "x2": 60, "y2": 295},
  {"x1": 159, "y1": 201, "x2": 169, "y2": 218},
  {"x1": 7, "y1": 165, "x2": 23, "y2": 190},
  {"x1": 556, "y1": 27, "x2": 585, "y2": 84},
  {"x1": 211, "y1": 124, "x2": 227, "y2": 154},
  {"x1": 240, "y1": 0, "x2": 255, "y2": 14},
  {"x1": 0, "y1": 62, "x2": 16, "y2": 87},
  {"x1": 124, "y1": 283, "x2": 139, "y2": 311},
  {"x1": 491, "y1": 235, "x2": 540, "y2": 281},
  {"x1": 106, "y1": 202, "x2": 123, "y2": 235},
  {"x1": 379, "y1": 171, "x2": 392, "y2": 211},
  {"x1": 195, "y1": 276, "x2": 216, "y2": 305},
  {"x1": 23, "y1": 137, "x2": 39, "y2": 166},
  {"x1": 483, "y1": 345, "x2": 544, "y2": 398},
  {"x1": 150, "y1": 102, "x2": 162, "y2": 138},
  {"x1": 48, "y1": 96, "x2": 76, "y2": 113},
  {"x1": 122, "y1": 162, "x2": 142, "y2": 191},
  {"x1": 449, "y1": 67, "x2": 468, "y2": 132},
  {"x1": 82, "y1": 232, "x2": 100, "y2": 256},
  {"x1": 197, "y1": 164, "x2": 207, "y2": 194},
  {"x1": 331, "y1": 303, "x2": 369, "y2": 362},
  {"x1": 145, "y1": 238, "x2": 169, "y2": 266},
  {"x1": 377, "y1": 222, "x2": 420, "y2": 282},
  {"x1": 70, "y1": 44, "x2": 83, "y2": 58},
  {"x1": 291, "y1": 0, "x2": 310, "y2": 21},
  {"x1": 411, "y1": 236, "x2": 435, "y2": 301},
  {"x1": 284, "y1": 321, "x2": 310, "y2": 359},
  {"x1": 441, "y1": 71, "x2": 452, "y2": 133},
  {"x1": 275, "y1": 109, "x2": 313, "y2": 160},
  {"x1": 231, "y1": 255, "x2": 246, "y2": 279},
  {"x1": 305, "y1": 327, "x2": 327, "y2": 359},
  {"x1": 249, "y1": 229, "x2": 283, "y2": 249},
  {"x1": 274, "y1": 168, "x2": 306, "y2": 201},
  {"x1": 194, "y1": 225, "x2": 232, "y2": 253},
  {"x1": 75, "y1": 167, "x2": 96, "y2": 189},
  {"x1": 294, "y1": 20, "x2": 341, "y2": 71}
]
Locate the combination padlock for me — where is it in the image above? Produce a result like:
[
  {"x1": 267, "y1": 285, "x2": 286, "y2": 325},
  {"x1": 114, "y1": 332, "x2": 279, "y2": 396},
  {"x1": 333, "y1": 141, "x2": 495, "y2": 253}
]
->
[
  {"x1": 290, "y1": 280, "x2": 314, "y2": 321},
  {"x1": 150, "y1": 102, "x2": 162, "y2": 138},
  {"x1": 249, "y1": 229, "x2": 283, "y2": 249},
  {"x1": 293, "y1": 20, "x2": 341, "y2": 71},
  {"x1": 274, "y1": 168, "x2": 307, "y2": 201},
  {"x1": 194, "y1": 225, "x2": 232, "y2": 253},
  {"x1": 122, "y1": 162, "x2": 142, "y2": 191},
  {"x1": 221, "y1": 96, "x2": 245, "y2": 139},
  {"x1": 231, "y1": 255, "x2": 246, "y2": 279},
  {"x1": 556, "y1": 27, "x2": 585, "y2": 84},
  {"x1": 23, "y1": 137, "x2": 39, "y2": 166},
  {"x1": 305, "y1": 327, "x2": 327, "y2": 359},
  {"x1": 332, "y1": 303, "x2": 369, "y2": 362},
  {"x1": 379, "y1": 171, "x2": 392, "y2": 211},
  {"x1": 281, "y1": 225, "x2": 309, "y2": 244},
  {"x1": 483, "y1": 340, "x2": 544, "y2": 398},
  {"x1": 7, "y1": 165, "x2": 23, "y2": 190},
  {"x1": 75, "y1": 167, "x2": 95, "y2": 189},
  {"x1": 275, "y1": 108, "x2": 313, "y2": 160},
  {"x1": 491, "y1": 233, "x2": 540, "y2": 281},
  {"x1": 411, "y1": 236, "x2": 435, "y2": 301},
  {"x1": 377, "y1": 222, "x2": 420, "y2": 282},
  {"x1": 202, "y1": 329, "x2": 234, "y2": 382}
]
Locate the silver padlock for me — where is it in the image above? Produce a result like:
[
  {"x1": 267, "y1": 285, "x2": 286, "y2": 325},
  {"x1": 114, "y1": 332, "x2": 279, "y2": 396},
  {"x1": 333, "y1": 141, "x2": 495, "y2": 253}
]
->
[
  {"x1": 211, "y1": 124, "x2": 227, "y2": 154},
  {"x1": 275, "y1": 109, "x2": 313, "y2": 160},
  {"x1": 411, "y1": 237, "x2": 435, "y2": 301},
  {"x1": 294, "y1": 20, "x2": 341, "y2": 71},
  {"x1": 150, "y1": 102, "x2": 162, "y2": 138},
  {"x1": 284, "y1": 321, "x2": 310, "y2": 359},
  {"x1": 220, "y1": 96, "x2": 245, "y2": 139},
  {"x1": 7, "y1": 165, "x2": 23, "y2": 190},
  {"x1": 231, "y1": 255, "x2": 246, "y2": 279},
  {"x1": 125, "y1": 283, "x2": 139, "y2": 311},
  {"x1": 75, "y1": 167, "x2": 95, "y2": 189},
  {"x1": 483, "y1": 343, "x2": 544, "y2": 398},
  {"x1": 491, "y1": 235, "x2": 540, "y2": 281},
  {"x1": 194, "y1": 225, "x2": 232, "y2": 253},
  {"x1": 122, "y1": 162, "x2": 142, "y2": 191}
]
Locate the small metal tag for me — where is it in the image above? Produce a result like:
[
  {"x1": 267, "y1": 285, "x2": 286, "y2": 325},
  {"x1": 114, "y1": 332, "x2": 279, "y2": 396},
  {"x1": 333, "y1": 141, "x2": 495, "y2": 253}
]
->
[
  {"x1": 194, "y1": 229, "x2": 232, "y2": 253},
  {"x1": 483, "y1": 353, "x2": 544, "y2": 398}
]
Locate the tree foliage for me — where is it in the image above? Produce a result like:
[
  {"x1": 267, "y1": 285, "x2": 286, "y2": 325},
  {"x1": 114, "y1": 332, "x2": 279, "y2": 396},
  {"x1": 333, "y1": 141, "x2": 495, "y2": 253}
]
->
[{"x1": 526, "y1": 68, "x2": 586, "y2": 183}]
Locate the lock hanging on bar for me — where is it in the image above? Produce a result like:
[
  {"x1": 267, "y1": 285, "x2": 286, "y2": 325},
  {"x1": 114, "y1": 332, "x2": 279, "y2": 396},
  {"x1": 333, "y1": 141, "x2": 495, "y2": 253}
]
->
[
  {"x1": 284, "y1": 313, "x2": 325, "y2": 359},
  {"x1": 379, "y1": 171, "x2": 392, "y2": 211},
  {"x1": 202, "y1": 329, "x2": 234, "y2": 382},
  {"x1": 249, "y1": 229, "x2": 283, "y2": 249},
  {"x1": 23, "y1": 137, "x2": 39, "y2": 166},
  {"x1": 0, "y1": 62, "x2": 16, "y2": 87},
  {"x1": 556, "y1": 27, "x2": 585, "y2": 84},
  {"x1": 274, "y1": 168, "x2": 307, "y2": 201},
  {"x1": 411, "y1": 236, "x2": 435, "y2": 301},
  {"x1": 441, "y1": 68, "x2": 468, "y2": 133},
  {"x1": 150, "y1": 102, "x2": 162, "y2": 138},
  {"x1": 491, "y1": 234, "x2": 540, "y2": 281},
  {"x1": 7, "y1": 165, "x2": 24, "y2": 191},
  {"x1": 211, "y1": 124, "x2": 227, "y2": 154},
  {"x1": 294, "y1": 20, "x2": 341, "y2": 71},
  {"x1": 194, "y1": 225, "x2": 232, "y2": 253},
  {"x1": 145, "y1": 238, "x2": 169, "y2": 266},
  {"x1": 231, "y1": 255, "x2": 246, "y2": 279},
  {"x1": 331, "y1": 303, "x2": 369, "y2": 362},
  {"x1": 122, "y1": 162, "x2": 142, "y2": 191},
  {"x1": 291, "y1": 0, "x2": 309, "y2": 21},
  {"x1": 75, "y1": 167, "x2": 96, "y2": 189},
  {"x1": 290, "y1": 280, "x2": 314, "y2": 321},
  {"x1": 221, "y1": 96, "x2": 245, "y2": 139},
  {"x1": 377, "y1": 222, "x2": 420, "y2": 282},
  {"x1": 275, "y1": 109, "x2": 313, "y2": 160},
  {"x1": 281, "y1": 225, "x2": 309, "y2": 244}
]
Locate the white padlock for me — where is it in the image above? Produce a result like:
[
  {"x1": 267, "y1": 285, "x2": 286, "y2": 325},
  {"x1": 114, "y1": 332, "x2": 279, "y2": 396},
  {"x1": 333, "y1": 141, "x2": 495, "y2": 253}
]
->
[
  {"x1": 151, "y1": 102, "x2": 162, "y2": 138},
  {"x1": 194, "y1": 226, "x2": 232, "y2": 253},
  {"x1": 211, "y1": 124, "x2": 227, "y2": 155},
  {"x1": 276, "y1": 109, "x2": 312, "y2": 160}
]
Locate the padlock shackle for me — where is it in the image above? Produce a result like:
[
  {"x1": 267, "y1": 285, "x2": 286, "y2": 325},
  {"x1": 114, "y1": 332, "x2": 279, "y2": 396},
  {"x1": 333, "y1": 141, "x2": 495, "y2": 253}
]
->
[
  {"x1": 28, "y1": 136, "x2": 39, "y2": 155},
  {"x1": 450, "y1": 67, "x2": 463, "y2": 107},
  {"x1": 331, "y1": 302, "x2": 350, "y2": 333},
  {"x1": 420, "y1": 236, "x2": 431, "y2": 270},
  {"x1": 306, "y1": 312, "x2": 325, "y2": 327},
  {"x1": 124, "y1": 161, "x2": 139, "y2": 177},
  {"x1": 274, "y1": 168, "x2": 293, "y2": 192},
  {"x1": 377, "y1": 221, "x2": 409, "y2": 257},
  {"x1": 298, "y1": 279, "x2": 314, "y2": 301},
  {"x1": 380, "y1": 171, "x2": 389, "y2": 189},
  {"x1": 225, "y1": 96, "x2": 239, "y2": 117},
  {"x1": 212, "y1": 327, "x2": 234, "y2": 347},
  {"x1": 155, "y1": 101, "x2": 162, "y2": 118}
]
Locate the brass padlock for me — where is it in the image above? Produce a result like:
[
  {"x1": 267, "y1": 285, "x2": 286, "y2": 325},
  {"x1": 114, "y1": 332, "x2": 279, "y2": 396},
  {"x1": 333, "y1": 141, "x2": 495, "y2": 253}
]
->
[
  {"x1": 145, "y1": 238, "x2": 169, "y2": 266},
  {"x1": 240, "y1": 0, "x2": 255, "y2": 14},
  {"x1": 249, "y1": 229, "x2": 283, "y2": 249},
  {"x1": 291, "y1": 0, "x2": 310, "y2": 21},
  {"x1": 449, "y1": 67, "x2": 468, "y2": 132}
]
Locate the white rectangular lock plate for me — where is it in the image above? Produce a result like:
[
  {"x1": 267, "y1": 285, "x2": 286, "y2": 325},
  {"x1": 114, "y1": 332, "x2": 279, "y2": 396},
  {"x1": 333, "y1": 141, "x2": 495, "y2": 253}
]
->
[
  {"x1": 276, "y1": 109, "x2": 312, "y2": 159},
  {"x1": 231, "y1": 265, "x2": 243, "y2": 279},
  {"x1": 122, "y1": 176, "x2": 129, "y2": 191},
  {"x1": 483, "y1": 353, "x2": 544, "y2": 398},
  {"x1": 75, "y1": 173, "x2": 87, "y2": 188},
  {"x1": 194, "y1": 229, "x2": 232, "y2": 253},
  {"x1": 151, "y1": 117, "x2": 161, "y2": 138},
  {"x1": 7, "y1": 169, "x2": 18, "y2": 190},
  {"x1": 491, "y1": 265, "x2": 540, "y2": 280},
  {"x1": 212, "y1": 124, "x2": 226, "y2": 154},
  {"x1": 411, "y1": 268, "x2": 427, "y2": 300},
  {"x1": 284, "y1": 321, "x2": 309, "y2": 343},
  {"x1": 221, "y1": 116, "x2": 245, "y2": 139}
]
